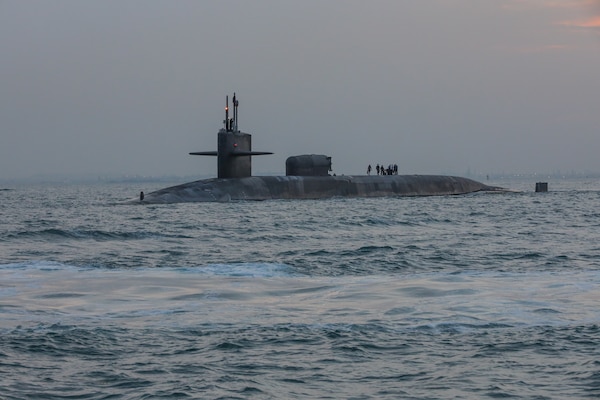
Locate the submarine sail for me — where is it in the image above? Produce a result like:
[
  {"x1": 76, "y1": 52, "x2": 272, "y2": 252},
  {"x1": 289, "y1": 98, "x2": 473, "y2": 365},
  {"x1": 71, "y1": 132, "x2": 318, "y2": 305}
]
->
[{"x1": 189, "y1": 93, "x2": 272, "y2": 179}]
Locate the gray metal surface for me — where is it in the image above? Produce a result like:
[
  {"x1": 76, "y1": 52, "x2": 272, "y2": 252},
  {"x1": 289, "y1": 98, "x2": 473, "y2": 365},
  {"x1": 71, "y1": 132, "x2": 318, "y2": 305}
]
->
[{"x1": 137, "y1": 174, "x2": 501, "y2": 204}]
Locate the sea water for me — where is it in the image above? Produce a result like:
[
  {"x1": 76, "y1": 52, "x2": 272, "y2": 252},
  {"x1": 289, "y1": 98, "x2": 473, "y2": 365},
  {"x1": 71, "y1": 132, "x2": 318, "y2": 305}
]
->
[{"x1": 1, "y1": 178, "x2": 600, "y2": 399}]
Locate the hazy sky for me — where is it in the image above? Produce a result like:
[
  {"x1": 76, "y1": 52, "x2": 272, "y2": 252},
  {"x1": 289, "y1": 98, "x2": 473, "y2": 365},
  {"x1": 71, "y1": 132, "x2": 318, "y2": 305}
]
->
[{"x1": 1, "y1": 1, "x2": 599, "y2": 180}]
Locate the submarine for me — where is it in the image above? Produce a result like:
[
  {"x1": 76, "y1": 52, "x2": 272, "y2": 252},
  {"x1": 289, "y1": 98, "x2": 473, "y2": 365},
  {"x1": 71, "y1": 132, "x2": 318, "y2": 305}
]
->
[{"x1": 137, "y1": 93, "x2": 502, "y2": 204}]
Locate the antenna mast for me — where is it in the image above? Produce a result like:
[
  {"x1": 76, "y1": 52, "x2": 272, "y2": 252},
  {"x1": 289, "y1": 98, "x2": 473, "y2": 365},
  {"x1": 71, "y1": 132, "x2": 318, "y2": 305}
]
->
[
  {"x1": 224, "y1": 95, "x2": 230, "y2": 131},
  {"x1": 233, "y1": 92, "x2": 239, "y2": 132}
]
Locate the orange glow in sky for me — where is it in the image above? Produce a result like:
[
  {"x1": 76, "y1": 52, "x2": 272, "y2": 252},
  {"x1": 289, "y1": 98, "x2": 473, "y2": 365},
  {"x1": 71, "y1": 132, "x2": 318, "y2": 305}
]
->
[{"x1": 560, "y1": 16, "x2": 600, "y2": 27}]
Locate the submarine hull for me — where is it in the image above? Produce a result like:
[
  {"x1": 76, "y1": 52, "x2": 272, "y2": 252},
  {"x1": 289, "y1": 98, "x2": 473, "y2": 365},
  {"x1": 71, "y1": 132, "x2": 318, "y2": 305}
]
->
[{"x1": 137, "y1": 175, "x2": 501, "y2": 204}]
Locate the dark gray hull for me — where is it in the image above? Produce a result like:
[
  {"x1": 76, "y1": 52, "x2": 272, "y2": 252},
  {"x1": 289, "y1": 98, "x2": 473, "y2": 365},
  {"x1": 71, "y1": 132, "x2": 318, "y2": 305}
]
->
[{"x1": 138, "y1": 175, "x2": 501, "y2": 204}]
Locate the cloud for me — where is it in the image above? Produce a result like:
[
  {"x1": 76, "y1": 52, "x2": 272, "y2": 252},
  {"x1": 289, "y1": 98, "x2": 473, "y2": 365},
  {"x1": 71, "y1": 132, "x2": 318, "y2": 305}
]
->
[
  {"x1": 559, "y1": 16, "x2": 600, "y2": 28},
  {"x1": 546, "y1": 0, "x2": 600, "y2": 29},
  {"x1": 502, "y1": 0, "x2": 600, "y2": 32}
]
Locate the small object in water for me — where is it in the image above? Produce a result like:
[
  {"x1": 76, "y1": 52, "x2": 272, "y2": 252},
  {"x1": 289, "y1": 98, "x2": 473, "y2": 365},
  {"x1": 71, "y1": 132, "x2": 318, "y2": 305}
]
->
[
  {"x1": 140, "y1": 191, "x2": 145, "y2": 201},
  {"x1": 535, "y1": 182, "x2": 548, "y2": 192}
]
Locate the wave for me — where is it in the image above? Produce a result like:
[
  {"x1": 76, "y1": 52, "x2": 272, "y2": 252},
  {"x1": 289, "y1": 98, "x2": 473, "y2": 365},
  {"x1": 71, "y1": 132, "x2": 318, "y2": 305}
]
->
[
  {"x1": 6, "y1": 228, "x2": 192, "y2": 241},
  {"x1": 0, "y1": 260, "x2": 297, "y2": 277},
  {"x1": 0, "y1": 260, "x2": 79, "y2": 271}
]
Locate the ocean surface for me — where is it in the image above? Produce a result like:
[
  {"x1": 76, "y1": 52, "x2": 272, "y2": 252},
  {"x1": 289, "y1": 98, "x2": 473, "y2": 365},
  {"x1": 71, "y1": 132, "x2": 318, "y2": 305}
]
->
[{"x1": 1, "y1": 177, "x2": 600, "y2": 399}]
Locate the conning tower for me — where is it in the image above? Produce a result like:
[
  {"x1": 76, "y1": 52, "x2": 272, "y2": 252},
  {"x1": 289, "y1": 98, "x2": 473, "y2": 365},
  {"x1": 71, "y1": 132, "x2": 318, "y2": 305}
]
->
[{"x1": 190, "y1": 93, "x2": 272, "y2": 178}]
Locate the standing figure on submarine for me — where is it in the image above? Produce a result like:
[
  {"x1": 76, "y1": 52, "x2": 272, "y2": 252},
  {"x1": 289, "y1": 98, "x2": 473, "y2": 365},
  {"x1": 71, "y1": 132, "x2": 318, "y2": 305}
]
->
[{"x1": 135, "y1": 93, "x2": 503, "y2": 204}]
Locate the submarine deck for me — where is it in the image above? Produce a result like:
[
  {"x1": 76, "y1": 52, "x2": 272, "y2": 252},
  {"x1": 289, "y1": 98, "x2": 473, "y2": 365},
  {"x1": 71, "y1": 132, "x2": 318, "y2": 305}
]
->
[{"x1": 135, "y1": 174, "x2": 503, "y2": 204}]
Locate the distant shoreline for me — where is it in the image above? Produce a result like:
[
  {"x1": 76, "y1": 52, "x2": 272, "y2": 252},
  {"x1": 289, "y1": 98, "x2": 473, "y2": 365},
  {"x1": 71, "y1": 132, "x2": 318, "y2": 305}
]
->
[{"x1": 1, "y1": 171, "x2": 600, "y2": 186}]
